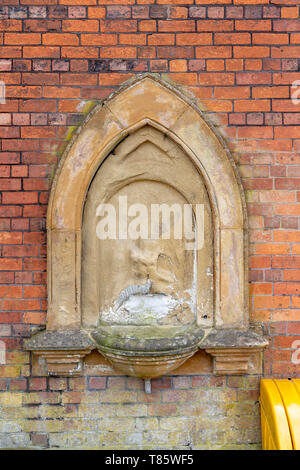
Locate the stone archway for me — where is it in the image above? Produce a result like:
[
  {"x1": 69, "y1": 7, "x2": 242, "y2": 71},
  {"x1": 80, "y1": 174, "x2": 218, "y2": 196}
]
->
[{"x1": 26, "y1": 75, "x2": 267, "y2": 376}]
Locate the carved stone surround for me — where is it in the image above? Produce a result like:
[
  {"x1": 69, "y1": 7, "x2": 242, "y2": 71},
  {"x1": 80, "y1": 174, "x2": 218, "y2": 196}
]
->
[{"x1": 25, "y1": 75, "x2": 268, "y2": 377}]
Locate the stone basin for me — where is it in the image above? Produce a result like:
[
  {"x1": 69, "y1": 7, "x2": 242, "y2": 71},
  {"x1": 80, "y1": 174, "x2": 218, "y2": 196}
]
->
[{"x1": 91, "y1": 324, "x2": 204, "y2": 379}]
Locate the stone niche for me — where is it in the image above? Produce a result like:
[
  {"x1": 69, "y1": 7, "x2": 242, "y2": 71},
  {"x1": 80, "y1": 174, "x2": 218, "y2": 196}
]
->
[{"x1": 26, "y1": 75, "x2": 268, "y2": 379}]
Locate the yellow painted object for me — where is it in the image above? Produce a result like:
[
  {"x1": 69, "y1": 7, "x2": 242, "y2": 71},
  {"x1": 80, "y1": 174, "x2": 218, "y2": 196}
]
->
[{"x1": 260, "y1": 379, "x2": 300, "y2": 450}]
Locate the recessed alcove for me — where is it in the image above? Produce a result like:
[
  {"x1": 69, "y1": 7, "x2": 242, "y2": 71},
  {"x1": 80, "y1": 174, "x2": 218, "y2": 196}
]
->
[{"x1": 26, "y1": 74, "x2": 268, "y2": 378}]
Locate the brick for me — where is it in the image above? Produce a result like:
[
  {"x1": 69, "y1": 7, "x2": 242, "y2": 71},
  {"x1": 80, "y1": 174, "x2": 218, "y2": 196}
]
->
[
  {"x1": 150, "y1": 60, "x2": 168, "y2": 72},
  {"x1": 237, "y1": 73, "x2": 271, "y2": 85},
  {"x1": 28, "y1": 6, "x2": 46, "y2": 18},
  {"x1": 196, "y1": 46, "x2": 231, "y2": 58},
  {"x1": 207, "y1": 59, "x2": 224, "y2": 72},
  {"x1": 245, "y1": 60, "x2": 262, "y2": 72},
  {"x1": 215, "y1": 87, "x2": 250, "y2": 99},
  {"x1": 0, "y1": 20, "x2": 22, "y2": 31},
  {"x1": 30, "y1": 434, "x2": 48, "y2": 448},
  {"x1": 250, "y1": 255, "x2": 271, "y2": 268},
  {"x1": 106, "y1": 6, "x2": 131, "y2": 19},
  {"x1": 215, "y1": 33, "x2": 250, "y2": 45},
  {"x1": 245, "y1": 5, "x2": 262, "y2": 18},
  {"x1": 21, "y1": 126, "x2": 56, "y2": 140},
  {"x1": 148, "y1": 34, "x2": 174, "y2": 46},
  {"x1": 22, "y1": 73, "x2": 59, "y2": 86},
  {"x1": 274, "y1": 204, "x2": 300, "y2": 216},
  {"x1": 119, "y1": 34, "x2": 146, "y2": 46},
  {"x1": 265, "y1": 269, "x2": 282, "y2": 282},
  {"x1": 281, "y1": 7, "x2": 299, "y2": 19},
  {"x1": 263, "y1": 6, "x2": 280, "y2": 18},
  {"x1": 158, "y1": 0, "x2": 193, "y2": 3},
  {"x1": 0, "y1": 46, "x2": 21, "y2": 58},
  {"x1": 101, "y1": 47, "x2": 137, "y2": 59},
  {"x1": 5, "y1": 32, "x2": 41, "y2": 45},
  {"x1": 250, "y1": 283, "x2": 272, "y2": 295},
  {"x1": 291, "y1": 34, "x2": 300, "y2": 44},
  {"x1": 23, "y1": 46, "x2": 60, "y2": 58},
  {"x1": 168, "y1": 73, "x2": 197, "y2": 85},
  {"x1": 3, "y1": 299, "x2": 40, "y2": 311},
  {"x1": 254, "y1": 296, "x2": 290, "y2": 309},
  {"x1": 197, "y1": 20, "x2": 233, "y2": 31},
  {"x1": 238, "y1": 126, "x2": 273, "y2": 139},
  {"x1": 253, "y1": 33, "x2": 289, "y2": 45},
  {"x1": 62, "y1": 20, "x2": 98, "y2": 32},
  {"x1": 234, "y1": 46, "x2": 269, "y2": 58},
  {"x1": 60, "y1": 0, "x2": 96, "y2": 3},
  {"x1": 62, "y1": 47, "x2": 99, "y2": 58},
  {"x1": 30, "y1": 59, "x2": 48, "y2": 73},
  {"x1": 273, "y1": 100, "x2": 300, "y2": 113},
  {"x1": 170, "y1": 7, "x2": 187, "y2": 19},
  {"x1": 282, "y1": 218, "x2": 298, "y2": 229},
  {"x1": 52, "y1": 59, "x2": 70, "y2": 71},
  {"x1": 0, "y1": 59, "x2": 12, "y2": 71},
  {"x1": 89, "y1": 377, "x2": 106, "y2": 390},
  {"x1": 198, "y1": 72, "x2": 234, "y2": 86},
  {"x1": 263, "y1": 58, "x2": 281, "y2": 71},
  {"x1": 275, "y1": 127, "x2": 300, "y2": 140},
  {"x1": 0, "y1": 205, "x2": 22, "y2": 218},
  {"x1": 272, "y1": 256, "x2": 300, "y2": 269},
  {"x1": 158, "y1": 20, "x2": 195, "y2": 32},
  {"x1": 43, "y1": 33, "x2": 79, "y2": 46},
  {"x1": 272, "y1": 46, "x2": 300, "y2": 59},
  {"x1": 188, "y1": 59, "x2": 205, "y2": 72},
  {"x1": 61, "y1": 73, "x2": 97, "y2": 86},
  {"x1": 255, "y1": 244, "x2": 290, "y2": 255},
  {"x1": 23, "y1": 312, "x2": 46, "y2": 324},
  {"x1": 253, "y1": 87, "x2": 289, "y2": 99},
  {"x1": 48, "y1": 6, "x2": 67, "y2": 19},
  {"x1": 87, "y1": 7, "x2": 105, "y2": 18},
  {"x1": 0, "y1": 177, "x2": 21, "y2": 190},
  {"x1": 68, "y1": 7, "x2": 86, "y2": 19},
  {"x1": 138, "y1": 47, "x2": 155, "y2": 59},
  {"x1": 207, "y1": 6, "x2": 223, "y2": 19},
  {"x1": 29, "y1": 378, "x2": 47, "y2": 391},
  {"x1": 102, "y1": 20, "x2": 137, "y2": 33},
  {"x1": 157, "y1": 47, "x2": 194, "y2": 59},
  {"x1": 24, "y1": 285, "x2": 46, "y2": 298},
  {"x1": 274, "y1": 20, "x2": 300, "y2": 32},
  {"x1": 24, "y1": 20, "x2": 61, "y2": 32},
  {"x1": 0, "y1": 232, "x2": 22, "y2": 244},
  {"x1": 287, "y1": 322, "x2": 300, "y2": 334},
  {"x1": 176, "y1": 33, "x2": 211, "y2": 45},
  {"x1": 236, "y1": 20, "x2": 272, "y2": 31}
]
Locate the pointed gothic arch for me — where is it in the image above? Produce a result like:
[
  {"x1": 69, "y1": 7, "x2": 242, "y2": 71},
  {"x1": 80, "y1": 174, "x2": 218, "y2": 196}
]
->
[{"x1": 26, "y1": 75, "x2": 267, "y2": 376}]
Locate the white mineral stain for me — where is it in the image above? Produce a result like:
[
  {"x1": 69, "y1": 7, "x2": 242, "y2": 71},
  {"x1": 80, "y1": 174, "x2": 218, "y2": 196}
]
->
[{"x1": 100, "y1": 293, "x2": 179, "y2": 326}]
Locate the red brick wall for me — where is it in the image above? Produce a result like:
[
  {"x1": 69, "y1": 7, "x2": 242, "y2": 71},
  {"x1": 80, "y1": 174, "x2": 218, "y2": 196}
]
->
[{"x1": 0, "y1": 0, "x2": 300, "y2": 449}]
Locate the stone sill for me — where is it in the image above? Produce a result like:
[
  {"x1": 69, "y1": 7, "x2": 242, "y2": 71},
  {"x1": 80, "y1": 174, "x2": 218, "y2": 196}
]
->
[
  {"x1": 25, "y1": 327, "x2": 268, "y2": 377},
  {"x1": 202, "y1": 328, "x2": 268, "y2": 376}
]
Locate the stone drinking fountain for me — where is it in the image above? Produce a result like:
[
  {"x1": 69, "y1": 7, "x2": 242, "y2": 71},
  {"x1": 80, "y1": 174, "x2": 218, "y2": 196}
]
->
[
  {"x1": 84, "y1": 125, "x2": 211, "y2": 392},
  {"x1": 25, "y1": 76, "x2": 268, "y2": 392}
]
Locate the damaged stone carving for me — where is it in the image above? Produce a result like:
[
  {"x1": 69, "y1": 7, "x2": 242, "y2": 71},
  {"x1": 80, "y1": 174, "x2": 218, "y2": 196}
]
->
[{"x1": 25, "y1": 74, "x2": 268, "y2": 378}]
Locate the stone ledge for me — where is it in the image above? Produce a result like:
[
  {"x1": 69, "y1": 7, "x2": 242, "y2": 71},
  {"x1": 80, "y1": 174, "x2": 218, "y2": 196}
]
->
[
  {"x1": 201, "y1": 329, "x2": 268, "y2": 375},
  {"x1": 24, "y1": 329, "x2": 95, "y2": 351},
  {"x1": 25, "y1": 330, "x2": 95, "y2": 377},
  {"x1": 25, "y1": 328, "x2": 268, "y2": 377},
  {"x1": 201, "y1": 328, "x2": 268, "y2": 349}
]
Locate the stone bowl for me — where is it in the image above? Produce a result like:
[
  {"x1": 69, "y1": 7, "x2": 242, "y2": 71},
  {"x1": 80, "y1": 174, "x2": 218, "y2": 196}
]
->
[{"x1": 91, "y1": 324, "x2": 204, "y2": 379}]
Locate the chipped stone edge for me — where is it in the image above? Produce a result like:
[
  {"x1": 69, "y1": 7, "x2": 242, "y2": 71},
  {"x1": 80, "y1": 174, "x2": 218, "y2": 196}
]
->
[
  {"x1": 201, "y1": 328, "x2": 269, "y2": 349},
  {"x1": 24, "y1": 329, "x2": 95, "y2": 351},
  {"x1": 201, "y1": 328, "x2": 268, "y2": 375},
  {"x1": 24, "y1": 330, "x2": 95, "y2": 377}
]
